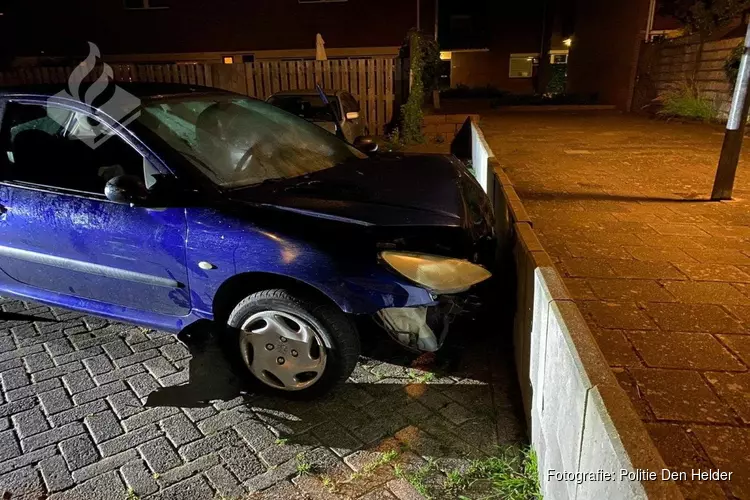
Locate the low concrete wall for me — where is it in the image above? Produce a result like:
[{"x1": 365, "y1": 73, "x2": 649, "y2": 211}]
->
[{"x1": 462, "y1": 118, "x2": 683, "y2": 499}]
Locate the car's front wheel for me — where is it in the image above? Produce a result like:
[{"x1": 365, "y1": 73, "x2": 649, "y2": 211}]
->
[{"x1": 226, "y1": 289, "x2": 360, "y2": 398}]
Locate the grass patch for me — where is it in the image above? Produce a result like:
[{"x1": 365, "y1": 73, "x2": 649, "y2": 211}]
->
[
  {"x1": 656, "y1": 81, "x2": 718, "y2": 122},
  {"x1": 408, "y1": 369, "x2": 436, "y2": 384},
  {"x1": 295, "y1": 453, "x2": 313, "y2": 476},
  {"x1": 126, "y1": 488, "x2": 140, "y2": 500},
  {"x1": 275, "y1": 438, "x2": 288, "y2": 446},
  {"x1": 394, "y1": 447, "x2": 541, "y2": 500}
]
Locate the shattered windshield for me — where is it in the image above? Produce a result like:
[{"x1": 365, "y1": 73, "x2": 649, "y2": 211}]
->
[{"x1": 137, "y1": 96, "x2": 366, "y2": 189}]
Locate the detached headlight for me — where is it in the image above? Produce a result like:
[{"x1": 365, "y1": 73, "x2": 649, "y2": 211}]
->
[{"x1": 380, "y1": 251, "x2": 492, "y2": 294}]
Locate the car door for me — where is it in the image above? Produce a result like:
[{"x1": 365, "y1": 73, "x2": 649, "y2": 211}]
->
[{"x1": 0, "y1": 98, "x2": 190, "y2": 317}]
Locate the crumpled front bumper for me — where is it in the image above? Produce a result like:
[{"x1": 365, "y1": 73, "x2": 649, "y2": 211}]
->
[{"x1": 374, "y1": 291, "x2": 483, "y2": 352}]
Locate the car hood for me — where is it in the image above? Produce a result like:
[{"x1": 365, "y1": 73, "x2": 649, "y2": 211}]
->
[{"x1": 226, "y1": 153, "x2": 471, "y2": 227}]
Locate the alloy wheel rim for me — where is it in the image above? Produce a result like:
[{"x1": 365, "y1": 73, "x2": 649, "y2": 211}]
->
[{"x1": 239, "y1": 310, "x2": 327, "y2": 391}]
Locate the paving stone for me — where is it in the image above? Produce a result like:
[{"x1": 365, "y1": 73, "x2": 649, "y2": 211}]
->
[
  {"x1": 693, "y1": 426, "x2": 750, "y2": 499},
  {"x1": 244, "y1": 456, "x2": 298, "y2": 493},
  {"x1": 49, "y1": 399, "x2": 108, "y2": 426},
  {"x1": 159, "y1": 413, "x2": 202, "y2": 447},
  {"x1": 23, "y1": 351, "x2": 53, "y2": 372},
  {"x1": 0, "y1": 429, "x2": 21, "y2": 461},
  {"x1": 586, "y1": 278, "x2": 676, "y2": 302},
  {"x1": 11, "y1": 407, "x2": 50, "y2": 438},
  {"x1": 0, "y1": 417, "x2": 8, "y2": 432},
  {"x1": 31, "y1": 361, "x2": 84, "y2": 383},
  {"x1": 438, "y1": 402, "x2": 474, "y2": 426},
  {"x1": 0, "y1": 397, "x2": 36, "y2": 418},
  {"x1": 138, "y1": 436, "x2": 182, "y2": 473},
  {"x1": 579, "y1": 301, "x2": 657, "y2": 330},
  {"x1": 178, "y1": 428, "x2": 237, "y2": 461},
  {"x1": 235, "y1": 418, "x2": 278, "y2": 453},
  {"x1": 131, "y1": 336, "x2": 175, "y2": 353},
  {"x1": 649, "y1": 222, "x2": 709, "y2": 237},
  {"x1": 126, "y1": 372, "x2": 161, "y2": 399},
  {"x1": 6, "y1": 378, "x2": 61, "y2": 402},
  {"x1": 59, "y1": 434, "x2": 99, "y2": 471},
  {"x1": 0, "y1": 466, "x2": 45, "y2": 500},
  {"x1": 675, "y1": 262, "x2": 750, "y2": 282},
  {"x1": 684, "y1": 247, "x2": 750, "y2": 265},
  {"x1": 205, "y1": 464, "x2": 244, "y2": 498},
  {"x1": 197, "y1": 407, "x2": 253, "y2": 435},
  {"x1": 120, "y1": 460, "x2": 159, "y2": 496},
  {"x1": 159, "y1": 343, "x2": 190, "y2": 362},
  {"x1": 157, "y1": 454, "x2": 220, "y2": 487},
  {"x1": 62, "y1": 369, "x2": 96, "y2": 394},
  {"x1": 0, "y1": 444, "x2": 56, "y2": 475},
  {"x1": 156, "y1": 475, "x2": 215, "y2": 500},
  {"x1": 93, "y1": 364, "x2": 145, "y2": 385},
  {"x1": 566, "y1": 241, "x2": 632, "y2": 259},
  {"x1": 606, "y1": 259, "x2": 686, "y2": 280},
  {"x1": 53, "y1": 346, "x2": 104, "y2": 365},
  {"x1": 718, "y1": 334, "x2": 750, "y2": 366},
  {"x1": 71, "y1": 449, "x2": 139, "y2": 483},
  {"x1": 631, "y1": 369, "x2": 735, "y2": 423},
  {"x1": 662, "y1": 280, "x2": 750, "y2": 305},
  {"x1": 115, "y1": 349, "x2": 160, "y2": 368},
  {"x1": 101, "y1": 339, "x2": 132, "y2": 360},
  {"x1": 72, "y1": 380, "x2": 127, "y2": 405},
  {"x1": 220, "y1": 444, "x2": 265, "y2": 481},
  {"x1": 387, "y1": 478, "x2": 424, "y2": 500},
  {"x1": 627, "y1": 331, "x2": 746, "y2": 371},
  {"x1": 82, "y1": 354, "x2": 114, "y2": 376},
  {"x1": 97, "y1": 423, "x2": 161, "y2": 457},
  {"x1": 85, "y1": 410, "x2": 124, "y2": 443},
  {"x1": 39, "y1": 454, "x2": 74, "y2": 492},
  {"x1": 122, "y1": 405, "x2": 179, "y2": 432},
  {"x1": 559, "y1": 257, "x2": 617, "y2": 278},
  {"x1": 590, "y1": 328, "x2": 641, "y2": 367},
  {"x1": 22, "y1": 422, "x2": 84, "y2": 452},
  {"x1": 311, "y1": 420, "x2": 363, "y2": 457},
  {"x1": 625, "y1": 245, "x2": 697, "y2": 263},
  {"x1": 158, "y1": 369, "x2": 190, "y2": 386},
  {"x1": 143, "y1": 356, "x2": 177, "y2": 378},
  {"x1": 644, "y1": 302, "x2": 744, "y2": 333},
  {"x1": 51, "y1": 470, "x2": 127, "y2": 500},
  {"x1": 38, "y1": 387, "x2": 73, "y2": 415},
  {"x1": 360, "y1": 488, "x2": 398, "y2": 499},
  {"x1": 107, "y1": 389, "x2": 144, "y2": 419},
  {"x1": 0, "y1": 367, "x2": 29, "y2": 391},
  {"x1": 705, "y1": 372, "x2": 750, "y2": 424},
  {"x1": 182, "y1": 404, "x2": 218, "y2": 422}
]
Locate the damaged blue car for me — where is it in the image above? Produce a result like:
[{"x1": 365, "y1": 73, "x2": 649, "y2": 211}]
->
[{"x1": 0, "y1": 84, "x2": 495, "y2": 397}]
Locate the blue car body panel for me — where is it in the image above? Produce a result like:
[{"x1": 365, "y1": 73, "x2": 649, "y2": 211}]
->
[{"x1": 0, "y1": 85, "x2": 493, "y2": 334}]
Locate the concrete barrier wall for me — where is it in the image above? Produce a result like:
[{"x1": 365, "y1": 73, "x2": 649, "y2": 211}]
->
[{"x1": 465, "y1": 118, "x2": 684, "y2": 500}]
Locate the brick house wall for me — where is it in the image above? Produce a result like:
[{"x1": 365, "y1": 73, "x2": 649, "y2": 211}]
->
[{"x1": 566, "y1": 0, "x2": 651, "y2": 110}]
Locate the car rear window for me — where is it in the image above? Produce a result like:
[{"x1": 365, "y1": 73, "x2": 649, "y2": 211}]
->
[{"x1": 267, "y1": 95, "x2": 340, "y2": 122}]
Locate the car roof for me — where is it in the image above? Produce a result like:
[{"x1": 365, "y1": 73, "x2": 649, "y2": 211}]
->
[
  {"x1": 0, "y1": 82, "x2": 232, "y2": 100},
  {"x1": 269, "y1": 89, "x2": 347, "y2": 97}
]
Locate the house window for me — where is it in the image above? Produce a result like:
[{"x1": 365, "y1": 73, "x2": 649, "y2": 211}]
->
[
  {"x1": 124, "y1": 0, "x2": 169, "y2": 10},
  {"x1": 509, "y1": 54, "x2": 537, "y2": 78}
]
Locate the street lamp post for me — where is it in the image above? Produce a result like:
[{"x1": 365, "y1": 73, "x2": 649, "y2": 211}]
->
[{"x1": 711, "y1": 21, "x2": 750, "y2": 200}]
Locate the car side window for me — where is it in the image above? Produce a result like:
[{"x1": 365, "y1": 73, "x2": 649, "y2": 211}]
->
[
  {"x1": 341, "y1": 93, "x2": 360, "y2": 114},
  {"x1": 0, "y1": 102, "x2": 158, "y2": 195}
]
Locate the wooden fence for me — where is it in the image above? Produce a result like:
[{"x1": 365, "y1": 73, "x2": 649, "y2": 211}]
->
[
  {"x1": 633, "y1": 35, "x2": 742, "y2": 118},
  {"x1": 0, "y1": 58, "x2": 397, "y2": 135}
]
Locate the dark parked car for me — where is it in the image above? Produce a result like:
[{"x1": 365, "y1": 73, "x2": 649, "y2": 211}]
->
[
  {"x1": 266, "y1": 89, "x2": 366, "y2": 144},
  {"x1": 0, "y1": 84, "x2": 495, "y2": 397}
]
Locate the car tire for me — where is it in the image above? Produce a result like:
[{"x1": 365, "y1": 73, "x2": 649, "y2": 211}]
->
[{"x1": 226, "y1": 289, "x2": 360, "y2": 399}]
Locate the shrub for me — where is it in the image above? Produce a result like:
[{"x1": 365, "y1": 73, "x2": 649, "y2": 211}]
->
[
  {"x1": 725, "y1": 43, "x2": 743, "y2": 85},
  {"x1": 399, "y1": 30, "x2": 427, "y2": 144},
  {"x1": 656, "y1": 80, "x2": 718, "y2": 121}
]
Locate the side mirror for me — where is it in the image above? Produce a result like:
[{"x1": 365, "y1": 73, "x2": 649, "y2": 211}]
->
[
  {"x1": 354, "y1": 136, "x2": 379, "y2": 154},
  {"x1": 105, "y1": 175, "x2": 149, "y2": 205},
  {"x1": 345, "y1": 111, "x2": 360, "y2": 121}
]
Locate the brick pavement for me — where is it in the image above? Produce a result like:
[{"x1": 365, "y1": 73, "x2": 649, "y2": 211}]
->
[
  {"x1": 0, "y1": 298, "x2": 523, "y2": 499},
  {"x1": 482, "y1": 110, "x2": 750, "y2": 500}
]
